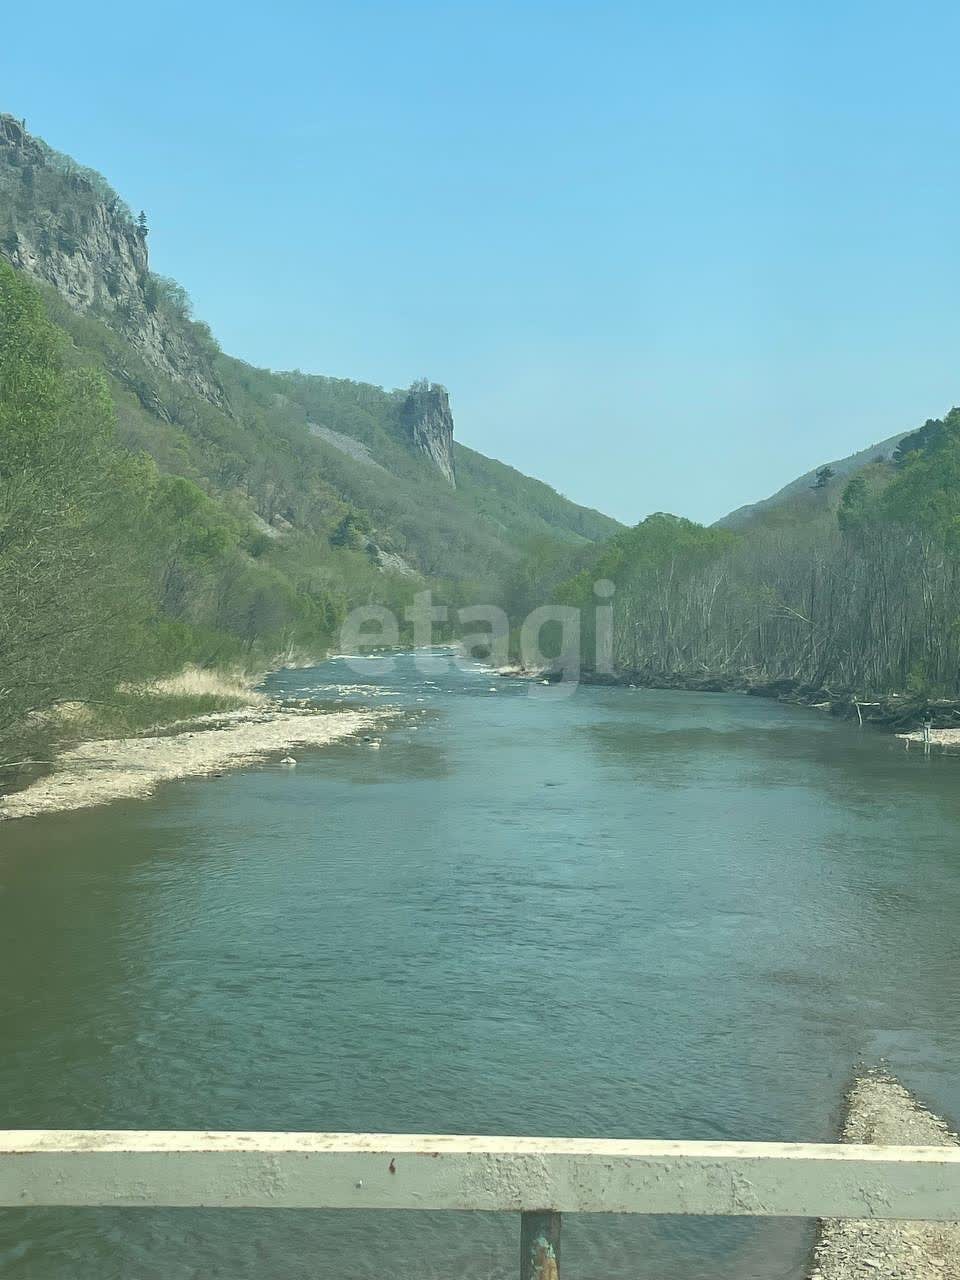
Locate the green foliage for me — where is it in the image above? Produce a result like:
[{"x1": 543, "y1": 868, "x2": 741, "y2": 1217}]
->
[
  {"x1": 557, "y1": 513, "x2": 735, "y2": 605},
  {"x1": 0, "y1": 260, "x2": 155, "y2": 738},
  {"x1": 905, "y1": 661, "x2": 937, "y2": 698},
  {"x1": 533, "y1": 513, "x2": 738, "y2": 672},
  {"x1": 838, "y1": 473, "x2": 869, "y2": 530},
  {"x1": 331, "y1": 510, "x2": 372, "y2": 549},
  {"x1": 892, "y1": 416, "x2": 949, "y2": 467},
  {"x1": 837, "y1": 469, "x2": 888, "y2": 543},
  {"x1": 882, "y1": 409, "x2": 960, "y2": 548}
]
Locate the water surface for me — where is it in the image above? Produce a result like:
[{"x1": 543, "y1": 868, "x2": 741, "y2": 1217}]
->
[{"x1": 2, "y1": 652, "x2": 960, "y2": 1278}]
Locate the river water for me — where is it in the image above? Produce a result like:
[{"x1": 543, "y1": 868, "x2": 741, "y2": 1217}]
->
[{"x1": 2, "y1": 651, "x2": 960, "y2": 1279}]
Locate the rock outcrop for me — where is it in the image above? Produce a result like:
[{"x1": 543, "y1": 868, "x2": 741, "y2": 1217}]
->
[
  {"x1": 0, "y1": 115, "x2": 225, "y2": 408},
  {"x1": 400, "y1": 379, "x2": 456, "y2": 485}
]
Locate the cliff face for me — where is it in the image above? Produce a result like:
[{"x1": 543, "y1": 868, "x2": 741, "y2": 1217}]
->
[
  {"x1": 0, "y1": 115, "x2": 224, "y2": 408},
  {"x1": 400, "y1": 380, "x2": 456, "y2": 485}
]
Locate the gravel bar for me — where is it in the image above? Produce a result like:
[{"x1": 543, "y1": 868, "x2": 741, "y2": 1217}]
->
[{"x1": 811, "y1": 1071, "x2": 960, "y2": 1280}]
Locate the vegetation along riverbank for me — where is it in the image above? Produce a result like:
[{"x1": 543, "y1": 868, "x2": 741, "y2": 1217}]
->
[
  {"x1": 575, "y1": 670, "x2": 960, "y2": 737},
  {"x1": 506, "y1": 661, "x2": 960, "y2": 740}
]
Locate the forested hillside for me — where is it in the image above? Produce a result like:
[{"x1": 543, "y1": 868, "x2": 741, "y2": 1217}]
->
[
  {"x1": 0, "y1": 113, "x2": 619, "y2": 750},
  {"x1": 717, "y1": 430, "x2": 912, "y2": 530},
  {"x1": 552, "y1": 411, "x2": 960, "y2": 700}
]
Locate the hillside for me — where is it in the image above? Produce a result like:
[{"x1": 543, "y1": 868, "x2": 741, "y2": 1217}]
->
[
  {"x1": 0, "y1": 112, "x2": 619, "y2": 603},
  {"x1": 716, "y1": 429, "x2": 912, "y2": 530}
]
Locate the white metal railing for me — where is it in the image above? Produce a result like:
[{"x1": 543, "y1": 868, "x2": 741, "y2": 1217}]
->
[{"x1": 3, "y1": 1131, "x2": 960, "y2": 1278}]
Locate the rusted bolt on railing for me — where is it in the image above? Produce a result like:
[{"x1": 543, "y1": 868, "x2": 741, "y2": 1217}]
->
[{"x1": 520, "y1": 1210, "x2": 560, "y2": 1280}]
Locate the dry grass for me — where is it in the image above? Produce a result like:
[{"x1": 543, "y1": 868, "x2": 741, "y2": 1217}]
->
[
  {"x1": 2, "y1": 669, "x2": 267, "y2": 786},
  {"x1": 140, "y1": 665, "x2": 266, "y2": 705}
]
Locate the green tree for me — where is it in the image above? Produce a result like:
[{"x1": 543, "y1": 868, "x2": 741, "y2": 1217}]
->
[{"x1": 0, "y1": 261, "x2": 156, "y2": 744}]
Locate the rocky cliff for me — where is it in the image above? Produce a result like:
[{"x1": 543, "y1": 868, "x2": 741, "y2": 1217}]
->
[
  {"x1": 0, "y1": 111, "x2": 622, "y2": 587},
  {"x1": 0, "y1": 115, "x2": 224, "y2": 408},
  {"x1": 400, "y1": 380, "x2": 456, "y2": 485}
]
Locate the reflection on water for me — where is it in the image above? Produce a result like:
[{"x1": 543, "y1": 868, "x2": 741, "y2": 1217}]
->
[{"x1": 1, "y1": 654, "x2": 960, "y2": 1278}]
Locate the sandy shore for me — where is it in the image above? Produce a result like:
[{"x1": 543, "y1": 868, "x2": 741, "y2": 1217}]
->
[
  {"x1": 0, "y1": 704, "x2": 398, "y2": 821},
  {"x1": 811, "y1": 1071, "x2": 960, "y2": 1279}
]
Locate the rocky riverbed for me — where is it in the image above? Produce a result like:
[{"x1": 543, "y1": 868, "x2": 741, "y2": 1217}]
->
[
  {"x1": 0, "y1": 703, "x2": 399, "y2": 820},
  {"x1": 811, "y1": 1072, "x2": 960, "y2": 1280}
]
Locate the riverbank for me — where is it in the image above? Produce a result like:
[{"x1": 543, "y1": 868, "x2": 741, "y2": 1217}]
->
[
  {"x1": 0, "y1": 702, "x2": 399, "y2": 821},
  {"x1": 811, "y1": 1071, "x2": 960, "y2": 1279},
  {"x1": 512, "y1": 665, "x2": 960, "y2": 737}
]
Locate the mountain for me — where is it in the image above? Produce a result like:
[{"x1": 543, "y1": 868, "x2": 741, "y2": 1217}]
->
[
  {"x1": 0, "y1": 113, "x2": 619, "y2": 599},
  {"x1": 716, "y1": 429, "x2": 911, "y2": 529}
]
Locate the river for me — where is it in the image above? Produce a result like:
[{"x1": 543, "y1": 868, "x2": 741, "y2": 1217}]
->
[{"x1": 2, "y1": 651, "x2": 960, "y2": 1279}]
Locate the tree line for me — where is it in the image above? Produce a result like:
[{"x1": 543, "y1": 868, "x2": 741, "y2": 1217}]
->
[{"x1": 550, "y1": 412, "x2": 960, "y2": 698}]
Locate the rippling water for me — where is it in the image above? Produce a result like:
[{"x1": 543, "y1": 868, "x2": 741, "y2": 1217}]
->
[{"x1": 2, "y1": 651, "x2": 960, "y2": 1278}]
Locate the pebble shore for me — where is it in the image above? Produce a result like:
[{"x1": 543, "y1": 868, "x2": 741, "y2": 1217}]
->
[
  {"x1": 0, "y1": 704, "x2": 398, "y2": 820},
  {"x1": 812, "y1": 1072, "x2": 960, "y2": 1280}
]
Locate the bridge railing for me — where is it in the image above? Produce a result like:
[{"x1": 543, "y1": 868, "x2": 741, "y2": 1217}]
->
[{"x1": 4, "y1": 1130, "x2": 960, "y2": 1278}]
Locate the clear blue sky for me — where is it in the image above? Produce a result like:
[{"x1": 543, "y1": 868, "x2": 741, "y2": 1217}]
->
[{"x1": 4, "y1": 1, "x2": 960, "y2": 524}]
